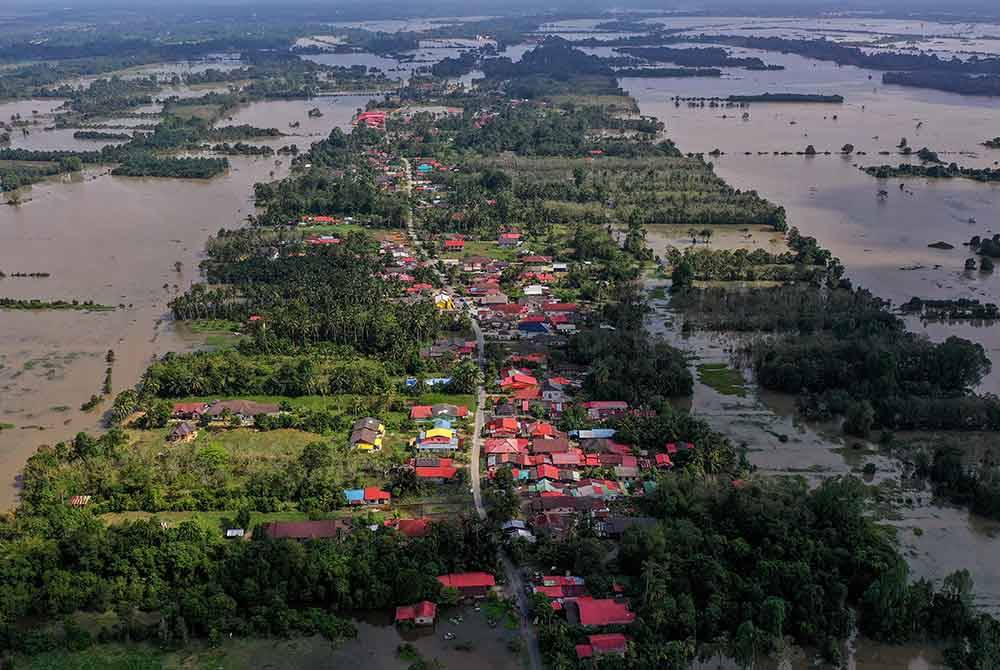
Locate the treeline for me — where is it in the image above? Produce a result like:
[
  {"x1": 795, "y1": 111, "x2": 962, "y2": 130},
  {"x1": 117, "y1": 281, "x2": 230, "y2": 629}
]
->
[
  {"x1": 884, "y1": 71, "x2": 1000, "y2": 96},
  {"x1": 530, "y1": 475, "x2": 1000, "y2": 668},
  {"x1": 0, "y1": 482, "x2": 496, "y2": 654},
  {"x1": 0, "y1": 298, "x2": 113, "y2": 311},
  {"x1": 673, "y1": 285, "x2": 899, "y2": 333},
  {"x1": 567, "y1": 284, "x2": 693, "y2": 404},
  {"x1": 901, "y1": 297, "x2": 1000, "y2": 321},
  {"x1": 615, "y1": 67, "x2": 722, "y2": 78},
  {"x1": 111, "y1": 155, "x2": 228, "y2": 179},
  {"x1": 755, "y1": 332, "x2": 995, "y2": 432},
  {"x1": 864, "y1": 162, "x2": 1000, "y2": 183},
  {"x1": 728, "y1": 93, "x2": 843, "y2": 103},
  {"x1": 170, "y1": 233, "x2": 446, "y2": 360},
  {"x1": 72, "y1": 130, "x2": 130, "y2": 140},
  {"x1": 209, "y1": 142, "x2": 274, "y2": 156},
  {"x1": 143, "y1": 350, "x2": 393, "y2": 398},
  {"x1": 618, "y1": 45, "x2": 782, "y2": 71}
]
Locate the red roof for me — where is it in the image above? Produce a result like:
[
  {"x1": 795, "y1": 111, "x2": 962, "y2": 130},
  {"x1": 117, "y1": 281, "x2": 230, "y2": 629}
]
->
[
  {"x1": 576, "y1": 644, "x2": 594, "y2": 659},
  {"x1": 395, "y1": 600, "x2": 436, "y2": 622},
  {"x1": 529, "y1": 422, "x2": 557, "y2": 437},
  {"x1": 513, "y1": 386, "x2": 540, "y2": 400},
  {"x1": 444, "y1": 239, "x2": 465, "y2": 248},
  {"x1": 484, "y1": 438, "x2": 529, "y2": 454},
  {"x1": 172, "y1": 402, "x2": 206, "y2": 415},
  {"x1": 386, "y1": 518, "x2": 432, "y2": 537},
  {"x1": 263, "y1": 520, "x2": 347, "y2": 539},
  {"x1": 364, "y1": 487, "x2": 391, "y2": 502},
  {"x1": 500, "y1": 233, "x2": 522, "y2": 240},
  {"x1": 411, "y1": 405, "x2": 433, "y2": 419},
  {"x1": 535, "y1": 464, "x2": 560, "y2": 480},
  {"x1": 491, "y1": 303, "x2": 527, "y2": 315},
  {"x1": 589, "y1": 633, "x2": 627, "y2": 652},
  {"x1": 438, "y1": 572, "x2": 496, "y2": 589},
  {"x1": 655, "y1": 453, "x2": 673, "y2": 468},
  {"x1": 416, "y1": 466, "x2": 458, "y2": 479},
  {"x1": 576, "y1": 598, "x2": 636, "y2": 627}
]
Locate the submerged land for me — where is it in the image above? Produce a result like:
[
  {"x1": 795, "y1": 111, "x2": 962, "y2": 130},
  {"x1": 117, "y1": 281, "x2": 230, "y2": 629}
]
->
[{"x1": 2, "y1": 5, "x2": 1000, "y2": 670}]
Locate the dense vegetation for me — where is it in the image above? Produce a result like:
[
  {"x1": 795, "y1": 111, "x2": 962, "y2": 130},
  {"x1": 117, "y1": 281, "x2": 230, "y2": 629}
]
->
[
  {"x1": 864, "y1": 162, "x2": 1000, "y2": 182},
  {"x1": 618, "y1": 46, "x2": 782, "y2": 71},
  {"x1": 111, "y1": 155, "x2": 228, "y2": 179},
  {"x1": 530, "y1": 475, "x2": 1000, "y2": 668}
]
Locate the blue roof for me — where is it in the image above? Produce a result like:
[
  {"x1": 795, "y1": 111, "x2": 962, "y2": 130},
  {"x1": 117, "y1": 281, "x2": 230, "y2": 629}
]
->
[
  {"x1": 344, "y1": 489, "x2": 364, "y2": 503},
  {"x1": 433, "y1": 418, "x2": 453, "y2": 429},
  {"x1": 418, "y1": 164, "x2": 433, "y2": 171},
  {"x1": 405, "y1": 377, "x2": 452, "y2": 388},
  {"x1": 571, "y1": 428, "x2": 616, "y2": 439}
]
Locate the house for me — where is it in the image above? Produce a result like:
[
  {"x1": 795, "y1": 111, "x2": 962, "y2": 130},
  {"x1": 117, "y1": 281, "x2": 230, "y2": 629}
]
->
[
  {"x1": 385, "y1": 518, "x2": 433, "y2": 537},
  {"x1": 528, "y1": 421, "x2": 560, "y2": 439},
  {"x1": 597, "y1": 516, "x2": 657, "y2": 539},
  {"x1": 68, "y1": 495, "x2": 91, "y2": 508},
  {"x1": 168, "y1": 422, "x2": 197, "y2": 443},
  {"x1": 350, "y1": 417, "x2": 385, "y2": 451},
  {"x1": 434, "y1": 292, "x2": 455, "y2": 311},
  {"x1": 582, "y1": 401, "x2": 629, "y2": 420},
  {"x1": 484, "y1": 437, "x2": 529, "y2": 455},
  {"x1": 499, "y1": 373, "x2": 539, "y2": 391},
  {"x1": 576, "y1": 633, "x2": 629, "y2": 660},
  {"x1": 571, "y1": 598, "x2": 636, "y2": 627},
  {"x1": 443, "y1": 239, "x2": 465, "y2": 251},
  {"x1": 414, "y1": 426, "x2": 458, "y2": 451},
  {"x1": 204, "y1": 400, "x2": 280, "y2": 423},
  {"x1": 531, "y1": 437, "x2": 571, "y2": 454},
  {"x1": 411, "y1": 404, "x2": 470, "y2": 420},
  {"x1": 491, "y1": 303, "x2": 527, "y2": 318},
  {"x1": 354, "y1": 111, "x2": 387, "y2": 129},
  {"x1": 344, "y1": 487, "x2": 392, "y2": 505},
  {"x1": 654, "y1": 453, "x2": 673, "y2": 469},
  {"x1": 499, "y1": 232, "x2": 522, "y2": 247},
  {"x1": 262, "y1": 520, "x2": 350, "y2": 540},
  {"x1": 396, "y1": 600, "x2": 437, "y2": 626},
  {"x1": 518, "y1": 316, "x2": 550, "y2": 334},
  {"x1": 478, "y1": 294, "x2": 509, "y2": 306},
  {"x1": 486, "y1": 417, "x2": 520, "y2": 437},
  {"x1": 416, "y1": 464, "x2": 459, "y2": 481},
  {"x1": 437, "y1": 572, "x2": 496, "y2": 598},
  {"x1": 522, "y1": 284, "x2": 549, "y2": 297},
  {"x1": 462, "y1": 256, "x2": 490, "y2": 272},
  {"x1": 534, "y1": 575, "x2": 588, "y2": 599},
  {"x1": 172, "y1": 402, "x2": 207, "y2": 419},
  {"x1": 225, "y1": 528, "x2": 245, "y2": 539}
]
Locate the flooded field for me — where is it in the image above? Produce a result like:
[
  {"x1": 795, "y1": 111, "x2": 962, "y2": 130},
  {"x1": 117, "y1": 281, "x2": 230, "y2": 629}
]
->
[{"x1": 0, "y1": 96, "x2": 364, "y2": 508}]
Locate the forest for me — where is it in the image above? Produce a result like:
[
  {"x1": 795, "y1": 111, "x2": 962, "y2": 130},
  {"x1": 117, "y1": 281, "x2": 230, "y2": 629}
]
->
[
  {"x1": 864, "y1": 162, "x2": 1000, "y2": 183},
  {"x1": 618, "y1": 46, "x2": 782, "y2": 71},
  {"x1": 527, "y1": 475, "x2": 1000, "y2": 669}
]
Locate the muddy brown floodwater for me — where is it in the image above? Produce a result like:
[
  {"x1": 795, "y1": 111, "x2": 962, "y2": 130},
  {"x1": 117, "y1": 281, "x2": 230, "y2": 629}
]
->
[{"x1": 0, "y1": 94, "x2": 365, "y2": 509}]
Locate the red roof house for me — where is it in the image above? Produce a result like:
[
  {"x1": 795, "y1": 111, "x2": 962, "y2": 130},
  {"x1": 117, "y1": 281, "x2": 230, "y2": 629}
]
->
[
  {"x1": 395, "y1": 600, "x2": 437, "y2": 626},
  {"x1": 574, "y1": 598, "x2": 636, "y2": 627},
  {"x1": 576, "y1": 633, "x2": 628, "y2": 659},
  {"x1": 364, "y1": 487, "x2": 391, "y2": 504},
  {"x1": 437, "y1": 572, "x2": 496, "y2": 598},
  {"x1": 385, "y1": 518, "x2": 433, "y2": 537}
]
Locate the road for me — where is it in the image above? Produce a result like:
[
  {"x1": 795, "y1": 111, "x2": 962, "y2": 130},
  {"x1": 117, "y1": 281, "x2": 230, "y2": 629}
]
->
[{"x1": 402, "y1": 160, "x2": 541, "y2": 670}]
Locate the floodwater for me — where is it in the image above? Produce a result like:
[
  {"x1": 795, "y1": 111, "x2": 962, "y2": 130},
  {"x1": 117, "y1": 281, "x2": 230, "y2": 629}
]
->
[
  {"x1": 623, "y1": 38, "x2": 1000, "y2": 395},
  {"x1": 0, "y1": 95, "x2": 365, "y2": 509},
  {"x1": 645, "y1": 280, "x2": 1000, "y2": 618}
]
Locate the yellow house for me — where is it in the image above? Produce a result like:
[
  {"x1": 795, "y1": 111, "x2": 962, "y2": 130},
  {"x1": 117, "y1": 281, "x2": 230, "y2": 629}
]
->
[
  {"x1": 350, "y1": 417, "x2": 385, "y2": 451},
  {"x1": 424, "y1": 427, "x2": 454, "y2": 441},
  {"x1": 434, "y1": 292, "x2": 455, "y2": 312}
]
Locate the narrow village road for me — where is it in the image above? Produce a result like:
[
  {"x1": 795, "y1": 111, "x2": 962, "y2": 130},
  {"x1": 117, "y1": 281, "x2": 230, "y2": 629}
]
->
[{"x1": 402, "y1": 163, "x2": 541, "y2": 670}]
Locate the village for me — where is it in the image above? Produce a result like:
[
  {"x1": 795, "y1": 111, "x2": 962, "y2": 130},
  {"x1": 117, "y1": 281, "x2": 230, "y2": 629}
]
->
[{"x1": 129, "y1": 109, "x2": 705, "y2": 665}]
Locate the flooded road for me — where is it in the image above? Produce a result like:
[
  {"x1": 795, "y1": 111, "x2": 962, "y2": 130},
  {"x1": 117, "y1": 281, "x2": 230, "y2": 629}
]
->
[{"x1": 0, "y1": 97, "x2": 363, "y2": 509}]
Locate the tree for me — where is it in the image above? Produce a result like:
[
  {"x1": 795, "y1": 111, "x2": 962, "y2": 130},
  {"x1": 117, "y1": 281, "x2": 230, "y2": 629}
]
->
[
  {"x1": 804, "y1": 144, "x2": 817, "y2": 155},
  {"x1": 299, "y1": 441, "x2": 333, "y2": 471},
  {"x1": 843, "y1": 400, "x2": 874, "y2": 437},
  {"x1": 671, "y1": 260, "x2": 694, "y2": 291},
  {"x1": 841, "y1": 143, "x2": 854, "y2": 155},
  {"x1": 448, "y1": 360, "x2": 482, "y2": 394}
]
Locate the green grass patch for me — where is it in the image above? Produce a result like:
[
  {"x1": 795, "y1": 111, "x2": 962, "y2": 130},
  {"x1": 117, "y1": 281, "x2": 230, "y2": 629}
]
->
[
  {"x1": 11, "y1": 645, "x2": 167, "y2": 670},
  {"x1": 697, "y1": 363, "x2": 748, "y2": 397},
  {"x1": 0, "y1": 422, "x2": 14, "y2": 431},
  {"x1": 186, "y1": 319, "x2": 241, "y2": 333}
]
